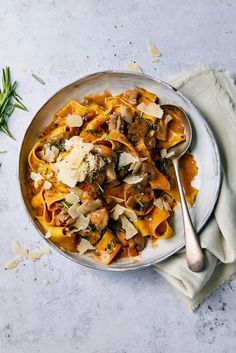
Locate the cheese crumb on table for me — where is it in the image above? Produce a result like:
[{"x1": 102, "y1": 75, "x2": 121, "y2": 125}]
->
[
  {"x1": 4, "y1": 257, "x2": 22, "y2": 270},
  {"x1": 125, "y1": 63, "x2": 143, "y2": 73},
  {"x1": 148, "y1": 42, "x2": 161, "y2": 63}
]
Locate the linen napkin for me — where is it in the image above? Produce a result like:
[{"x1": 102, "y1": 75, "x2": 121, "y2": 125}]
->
[{"x1": 154, "y1": 68, "x2": 236, "y2": 310}]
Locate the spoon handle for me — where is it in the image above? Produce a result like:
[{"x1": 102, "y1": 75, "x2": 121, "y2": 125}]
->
[{"x1": 172, "y1": 158, "x2": 205, "y2": 272}]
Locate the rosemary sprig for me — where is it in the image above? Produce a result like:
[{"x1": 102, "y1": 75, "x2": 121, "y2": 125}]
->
[{"x1": 0, "y1": 67, "x2": 28, "y2": 139}]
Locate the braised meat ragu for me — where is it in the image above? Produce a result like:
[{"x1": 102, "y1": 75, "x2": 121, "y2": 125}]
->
[{"x1": 27, "y1": 87, "x2": 198, "y2": 265}]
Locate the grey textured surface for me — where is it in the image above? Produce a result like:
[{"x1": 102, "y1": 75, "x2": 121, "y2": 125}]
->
[{"x1": 0, "y1": 1, "x2": 236, "y2": 352}]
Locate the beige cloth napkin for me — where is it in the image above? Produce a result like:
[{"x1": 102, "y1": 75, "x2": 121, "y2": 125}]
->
[{"x1": 154, "y1": 68, "x2": 236, "y2": 310}]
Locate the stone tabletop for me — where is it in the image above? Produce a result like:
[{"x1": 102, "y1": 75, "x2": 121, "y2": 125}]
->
[{"x1": 0, "y1": 1, "x2": 236, "y2": 352}]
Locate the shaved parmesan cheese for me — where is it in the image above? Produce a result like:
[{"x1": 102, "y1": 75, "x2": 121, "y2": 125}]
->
[
  {"x1": 148, "y1": 42, "x2": 161, "y2": 63},
  {"x1": 118, "y1": 152, "x2": 147, "y2": 170},
  {"x1": 111, "y1": 204, "x2": 137, "y2": 222},
  {"x1": 69, "y1": 187, "x2": 83, "y2": 197},
  {"x1": 65, "y1": 192, "x2": 80, "y2": 205},
  {"x1": 4, "y1": 257, "x2": 22, "y2": 270},
  {"x1": 165, "y1": 151, "x2": 175, "y2": 159},
  {"x1": 107, "y1": 196, "x2": 124, "y2": 203},
  {"x1": 160, "y1": 149, "x2": 167, "y2": 159},
  {"x1": 45, "y1": 231, "x2": 52, "y2": 239},
  {"x1": 153, "y1": 198, "x2": 164, "y2": 210},
  {"x1": 77, "y1": 238, "x2": 95, "y2": 255},
  {"x1": 56, "y1": 137, "x2": 94, "y2": 187},
  {"x1": 137, "y1": 102, "x2": 163, "y2": 119},
  {"x1": 74, "y1": 214, "x2": 90, "y2": 231},
  {"x1": 106, "y1": 164, "x2": 116, "y2": 181},
  {"x1": 44, "y1": 145, "x2": 59, "y2": 163},
  {"x1": 67, "y1": 203, "x2": 81, "y2": 219},
  {"x1": 68, "y1": 199, "x2": 102, "y2": 219},
  {"x1": 30, "y1": 172, "x2": 44, "y2": 188},
  {"x1": 125, "y1": 63, "x2": 143, "y2": 73},
  {"x1": 163, "y1": 200, "x2": 172, "y2": 211},
  {"x1": 123, "y1": 175, "x2": 143, "y2": 184},
  {"x1": 153, "y1": 198, "x2": 172, "y2": 212},
  {"x1": 120, "y1": 104, "x2": 134, "y2": 123},
  {"x1": 66, "y1": 114, "x2": 83, "y2": 128},
  {"x1": 27, "y1": 248, "x2": 51, "y2": 262},
  {"x1": 12, "y1": 240, "x2": 29, "y2": 257},
  {"x1": 43, "y1": 180, "x2": 52, "y2": 190},
  {"x1": 120, "y1": 215, "x2": 138, "y2": 239},
  {"x1": 165, "y1": 114, "x2": 173, "y2": 124},
  {"x1": 118, "y1": 152, "x2": 138, "y2": 169}
]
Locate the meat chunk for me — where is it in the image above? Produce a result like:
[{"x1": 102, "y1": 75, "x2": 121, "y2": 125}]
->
[
  {"x1": 128, "y1": 233, "x2": 147, "y2": 252},
  {"x1": 109, "y1": 112, "x2": 125, "y2": 133},
  {"x1": 89, "y1": 208, "x2": 109, "y2": 231},
  {"x1": 127, "y1": 118, "x2": 149, "y2": 143},
  {"x1": 144, "y1": 136, "x2": 156, "y2": 150},
  {"x1": 140, "y1": 162, "x2": 156, "y2": 180}
]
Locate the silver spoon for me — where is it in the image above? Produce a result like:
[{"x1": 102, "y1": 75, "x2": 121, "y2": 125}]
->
[{"x1": 162, "y1": 105, "x2": 205, "y2": 272}]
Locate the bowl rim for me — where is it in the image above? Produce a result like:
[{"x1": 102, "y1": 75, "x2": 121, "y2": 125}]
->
[{"x1": 18, "y1": 70, "x2": 222, "y2": 271}]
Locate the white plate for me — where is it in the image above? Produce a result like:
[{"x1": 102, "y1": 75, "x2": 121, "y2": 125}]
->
[{"x1": 19, "y1": 71, "x2": 221, "y2": 271}]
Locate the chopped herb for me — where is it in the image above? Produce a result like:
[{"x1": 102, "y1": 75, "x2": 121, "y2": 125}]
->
[
  {"x1": 85, "y1": 129, "x2": 95, "y2": 134},
  {"x1": 101, "y1": 134, "x2": 109, "y2": 141},
  {"x1": 31, "y1": 73, "x2": 45, "y2": 85},
  {"x1": 58, "y1": 139, "x2": 65, "y2": 151},
  {"x1": 87, "y1": 174, "x2": 93, "y2": 184},
  {"x1": 133, "y1": 200, "x2": 144, "y2": 211},
  {"x1": 151, "y1": 123, "x2": 159, "y2": 130},
  {"x1": 87, "y1": 224, "x2": 93, "y2": 231},
  {"x1": 0, "y1": 67, "x2": 28, "y2": 139},
  {"x1": 158, "y1": 159, "x2": 167, "y2": 173},
  {"x1": 59, "y1": 200, "x2": 72, "y2": 212},
  {"x1": 96, "y1": 182, "x2": 104, "y2": 193}
]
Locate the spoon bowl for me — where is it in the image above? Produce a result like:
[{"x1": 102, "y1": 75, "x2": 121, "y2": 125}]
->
[{"x1": 163, "y1": 105, "x2": 205, "y2": 273}]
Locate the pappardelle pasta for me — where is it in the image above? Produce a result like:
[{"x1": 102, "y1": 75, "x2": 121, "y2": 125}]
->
[{"x1": 27, "y1": 88, "x2": 198, "y2": 265}]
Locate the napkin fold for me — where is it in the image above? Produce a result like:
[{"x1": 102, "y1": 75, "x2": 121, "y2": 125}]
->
[{"x1": 154, "y1": 68, "x2": 236, "y2": 310}]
